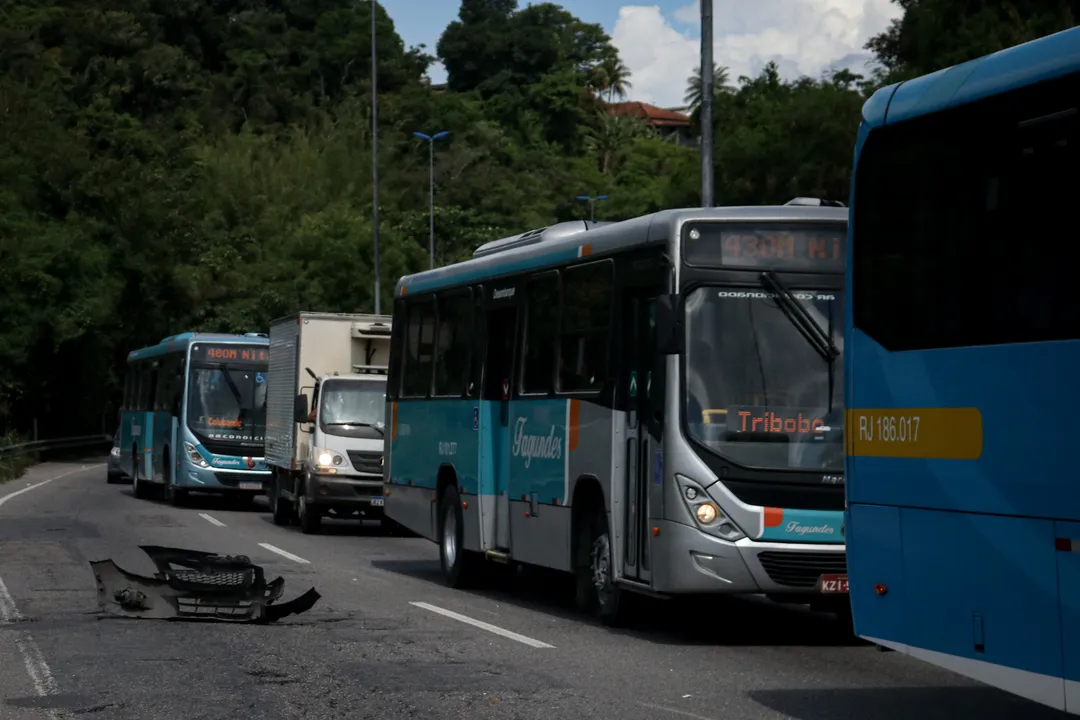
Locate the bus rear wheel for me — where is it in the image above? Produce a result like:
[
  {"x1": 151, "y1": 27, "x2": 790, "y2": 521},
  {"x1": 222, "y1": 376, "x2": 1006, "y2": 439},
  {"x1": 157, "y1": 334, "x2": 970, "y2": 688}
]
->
[
  {"x1": 132, "y1": 446, "x2": 150, "y2": 500},
  {"x1": 439, "y1": 485, "x2": 479, "y2": 588}
]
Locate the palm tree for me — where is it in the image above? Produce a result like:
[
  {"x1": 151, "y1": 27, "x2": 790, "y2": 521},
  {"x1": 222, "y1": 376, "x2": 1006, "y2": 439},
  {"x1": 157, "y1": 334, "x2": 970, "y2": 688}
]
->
[
  {"x1": 684, "y1": 63, "x2": 733, "y2": 115},
  {"x1": 600, "y1": 56, "x2": 632, "y2": 103}
]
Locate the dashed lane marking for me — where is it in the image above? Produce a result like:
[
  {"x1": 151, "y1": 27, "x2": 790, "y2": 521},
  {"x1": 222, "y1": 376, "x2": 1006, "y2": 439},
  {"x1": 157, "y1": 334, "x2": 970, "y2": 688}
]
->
[
  {"x1": 258, "y1": 542, "x2": 310, "y2": 564},
  {"x1": 410, "y1": 601, "x2": 555, "y2": 649}
]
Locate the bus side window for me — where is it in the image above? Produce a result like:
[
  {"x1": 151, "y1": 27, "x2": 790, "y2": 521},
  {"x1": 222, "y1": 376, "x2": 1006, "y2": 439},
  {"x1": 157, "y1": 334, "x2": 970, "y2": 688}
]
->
[
  {"x1": 433, "y1": 288, "x2": 473, "y2": 397},
  {"x1": 558, "y1": 260, "x2": 614, "y2": 394}
]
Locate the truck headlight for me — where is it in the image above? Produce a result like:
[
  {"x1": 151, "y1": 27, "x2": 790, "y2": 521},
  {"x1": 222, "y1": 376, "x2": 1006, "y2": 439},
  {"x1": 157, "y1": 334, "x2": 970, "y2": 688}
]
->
[
  {"x1": 313, "y1": 448, "x2": 344, "y2": 472},
  {"x1": 675, "y1": 474, "x2": 746, "y2": 541},
  {"x1": 183, "y1": 442, "x2": 209, "y2": 468}
]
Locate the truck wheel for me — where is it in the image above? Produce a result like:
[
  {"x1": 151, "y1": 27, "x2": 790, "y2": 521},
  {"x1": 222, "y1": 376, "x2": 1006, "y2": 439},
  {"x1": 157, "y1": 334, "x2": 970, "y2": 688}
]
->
[
  {"x1": 439, "y1": 485, "x2": 479, "y2": 588},
  {"x1": 297, "y1": 485, "x2": 322, "y2": 534},
  {"x1": 270, "y1": 474, "x2": 293, "y2": 526}
]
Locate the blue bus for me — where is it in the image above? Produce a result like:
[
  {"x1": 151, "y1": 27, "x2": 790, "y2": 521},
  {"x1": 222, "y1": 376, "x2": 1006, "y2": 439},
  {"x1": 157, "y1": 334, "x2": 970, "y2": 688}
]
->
[
  {"x1": 118, "y1": 332, "x2": 272, "y2": 505},
  {"x1": 844, "y1": 26, "x2": 1080, "y2": 714},
  {"x1": 385, "y1": 203, "x2": 850, "y2": 625}
]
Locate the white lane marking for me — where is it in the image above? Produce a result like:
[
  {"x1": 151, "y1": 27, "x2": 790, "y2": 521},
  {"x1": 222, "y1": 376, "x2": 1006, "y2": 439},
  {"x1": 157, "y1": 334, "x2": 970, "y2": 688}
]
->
[
  {"x1": 410, "y1": 601, "x2": 555, "y2": 649},
  {"x1": 0, "y1": 575, "x2": 61, "y2": 718},
  {"x1": 0, "y1": 463, "x2": 105, "y2": 510},
  {"x1": 199, "y1": 513, "x2": 226, "y2": 527},
  {"x1": 258, "y1": 543, "x2": 310, "y2": 564},
  {"x1": 638, "y1": 703, "x2": 718, "y2": 720}
]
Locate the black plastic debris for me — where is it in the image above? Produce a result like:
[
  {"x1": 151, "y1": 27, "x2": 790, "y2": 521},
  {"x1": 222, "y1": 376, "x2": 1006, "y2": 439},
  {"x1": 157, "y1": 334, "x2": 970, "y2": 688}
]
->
[{"x1": 90, "y1": 545, "x2": 320, "y2": 623}]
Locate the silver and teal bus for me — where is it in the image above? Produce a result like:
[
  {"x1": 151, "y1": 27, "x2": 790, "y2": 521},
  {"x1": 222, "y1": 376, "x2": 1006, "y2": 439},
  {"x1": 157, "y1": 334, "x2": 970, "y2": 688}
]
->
[
  {"x1": 384, "y1": 202, "x2": 849, "y2": 624},
  {"x1": 118, "y1": 332, "x2": 272, "y2": 505}
]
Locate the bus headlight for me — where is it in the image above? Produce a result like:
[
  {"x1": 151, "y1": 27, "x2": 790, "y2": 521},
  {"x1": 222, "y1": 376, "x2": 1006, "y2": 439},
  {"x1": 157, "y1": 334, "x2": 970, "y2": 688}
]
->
[
  {"x1": 183, "y1": 442, "x2": 209, "y2": 468},
  {"x1": 675, "y1": 474, "x2": 746, "y2": 542},
  {"x1": 313, "y1": 448, "x2": 344, "y2": 472}
]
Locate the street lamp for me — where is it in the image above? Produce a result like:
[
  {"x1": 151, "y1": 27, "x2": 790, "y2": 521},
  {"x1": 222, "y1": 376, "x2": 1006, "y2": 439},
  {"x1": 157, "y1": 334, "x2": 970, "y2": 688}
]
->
[
  {"x1": 369, "y1": 0, "x2": 381, "y2": 313},
  {"x1": 700, "y1": 0, "x2": 714, "y2": 207},
  {"x1": 413, "y1": 130, "x2": 449, "y2": 269},
  {"x1": 575, "y1": 195, "x2": 609, "y2": 222}
]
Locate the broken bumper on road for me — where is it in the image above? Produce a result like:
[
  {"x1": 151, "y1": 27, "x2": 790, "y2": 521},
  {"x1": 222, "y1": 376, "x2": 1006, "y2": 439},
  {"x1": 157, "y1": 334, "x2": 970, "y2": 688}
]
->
[{"x1": 90, "y1": 545, "x2": 320, "y2": 623}]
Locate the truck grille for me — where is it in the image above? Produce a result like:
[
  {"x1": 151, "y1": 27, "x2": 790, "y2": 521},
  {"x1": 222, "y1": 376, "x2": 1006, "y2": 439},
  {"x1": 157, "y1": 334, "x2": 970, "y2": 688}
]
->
[
  {"x1": 757, "y1": 551, "x2": 847, "y2": 589},
  {"x1": 346, "y1": 450, "x2": 383, "y2": 476}
]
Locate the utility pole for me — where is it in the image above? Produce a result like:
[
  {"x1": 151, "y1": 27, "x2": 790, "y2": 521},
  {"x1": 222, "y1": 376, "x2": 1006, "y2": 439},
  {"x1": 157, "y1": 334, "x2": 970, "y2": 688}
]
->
[
  {"x1": 575, "y1": 195, "x2": 609, "y2": 222},
  {"x1": 700, "y1": 0, "x2": 714, "y2": 207},
  {"x1": 413, "y1": 131, "x2": 449, "y2": 269},
  {"x1": 370, "y1": 0, "x2": 381, "y2": 312}
]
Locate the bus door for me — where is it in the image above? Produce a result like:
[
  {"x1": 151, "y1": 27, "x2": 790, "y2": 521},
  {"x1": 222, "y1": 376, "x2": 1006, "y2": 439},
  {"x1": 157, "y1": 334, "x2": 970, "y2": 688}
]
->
[
  {"x1": 481, "y1": 298, "x2": 519, "y2": 551},
  {"x1": 620, "y1": 283, "x2": 663, "y2": 583}
]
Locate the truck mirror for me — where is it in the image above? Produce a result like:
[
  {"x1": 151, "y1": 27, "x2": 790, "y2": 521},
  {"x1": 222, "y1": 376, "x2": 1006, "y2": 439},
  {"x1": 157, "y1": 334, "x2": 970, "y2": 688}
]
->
[
  {"x1": 655, "y1": 293, "x2": 683, "y2": 355},
  {"x1": 293, "y1": 394, "x2": 309, "y2": 424}
]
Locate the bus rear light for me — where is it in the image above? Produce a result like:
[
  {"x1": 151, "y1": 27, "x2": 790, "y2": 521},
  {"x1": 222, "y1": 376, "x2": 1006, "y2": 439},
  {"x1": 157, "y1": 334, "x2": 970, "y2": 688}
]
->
[{"x1": 874, "y1": 584, "x2": 888, "y2": 595}]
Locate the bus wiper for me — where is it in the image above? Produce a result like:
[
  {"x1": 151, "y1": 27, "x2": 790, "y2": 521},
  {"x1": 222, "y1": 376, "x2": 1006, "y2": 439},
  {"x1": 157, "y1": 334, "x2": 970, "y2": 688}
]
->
[
  {"x1": 759, "y1": 271, "x2": 839, "y2": 363},
  {"x1": 216, "y1": 364, "x2": 244, "y2": 405}
]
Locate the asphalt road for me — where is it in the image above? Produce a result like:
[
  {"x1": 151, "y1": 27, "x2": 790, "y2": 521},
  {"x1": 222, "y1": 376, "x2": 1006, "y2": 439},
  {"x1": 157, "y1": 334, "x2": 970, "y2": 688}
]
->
[{"x1": 0, "y1": 460, "x2": 1068, "y2": 720}]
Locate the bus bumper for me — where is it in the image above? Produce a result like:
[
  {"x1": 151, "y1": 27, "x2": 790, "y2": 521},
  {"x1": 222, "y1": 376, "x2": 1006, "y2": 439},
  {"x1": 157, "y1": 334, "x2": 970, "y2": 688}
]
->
[
  {"x1": 651, "y1": 520, "x2": 846, "y2": 596},
  {"x1": 180, "y1": 466, "x2": 270, "y2": 494}
]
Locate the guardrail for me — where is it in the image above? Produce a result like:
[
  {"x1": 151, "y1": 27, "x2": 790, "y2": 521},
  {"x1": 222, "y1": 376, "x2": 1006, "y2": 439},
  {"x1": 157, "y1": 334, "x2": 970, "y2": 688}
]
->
[{"x1": 0, "y1": 434, "x2": 113, "y2": 459}]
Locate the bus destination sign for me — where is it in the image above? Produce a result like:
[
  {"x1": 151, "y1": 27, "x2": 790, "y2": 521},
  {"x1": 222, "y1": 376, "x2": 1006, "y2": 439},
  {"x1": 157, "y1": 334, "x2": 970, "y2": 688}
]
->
[
  {"x1": 190, "y1": 344, "x2": 268, "y2": 364},
  {"x1": 684, "y1": 222, "x2": 847, "y2": 272}
]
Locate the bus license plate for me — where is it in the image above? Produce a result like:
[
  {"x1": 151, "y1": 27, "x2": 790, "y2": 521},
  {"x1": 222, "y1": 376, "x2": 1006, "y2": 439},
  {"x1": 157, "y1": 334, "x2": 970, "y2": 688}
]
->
[
  {"x1": 238, "y1": 482, "x2": 262, "y2": 491},
  {"x1": 819, "y1": 574, "x2": 849, "y2": 594},
  {"x1": 370, "y1": 497, "x2": 384, "y2": 507}
]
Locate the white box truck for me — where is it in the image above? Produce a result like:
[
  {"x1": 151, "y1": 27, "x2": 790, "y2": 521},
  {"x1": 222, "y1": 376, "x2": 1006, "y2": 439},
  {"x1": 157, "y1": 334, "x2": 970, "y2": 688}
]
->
[{"x1": 265, "y1": 312, "x2": 391, "y2": 534}]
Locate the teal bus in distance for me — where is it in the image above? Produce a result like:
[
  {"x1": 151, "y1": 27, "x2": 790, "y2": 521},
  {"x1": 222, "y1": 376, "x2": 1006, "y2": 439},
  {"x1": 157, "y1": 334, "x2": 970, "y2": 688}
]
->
[
  {"x1": 843, "y1": 25, "x2": 1080, "y2": 714},
  {"x1": 118, "y1": 332, "x2": 272, "y2": 505}
]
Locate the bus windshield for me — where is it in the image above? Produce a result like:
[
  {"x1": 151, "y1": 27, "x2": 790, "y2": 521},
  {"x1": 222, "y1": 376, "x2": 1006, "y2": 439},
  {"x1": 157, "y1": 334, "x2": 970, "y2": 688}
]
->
[
  {"x1": 319, "y1": 379, "x2": 386, "y2": 435},
  {"x1": 187, "y1": 365, "x2": 268, "y2": 447},
  {"x1": 683, "y1": 285, "x2": 844, "y2": 471}
]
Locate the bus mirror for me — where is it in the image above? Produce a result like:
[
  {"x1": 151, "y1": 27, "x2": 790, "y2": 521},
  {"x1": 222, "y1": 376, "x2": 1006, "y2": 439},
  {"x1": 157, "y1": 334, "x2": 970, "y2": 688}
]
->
[
  {"x1": 293, "y1": 394, "x2": 309, "y2": 424},
  {"x1": 655, "y1": 294, "x2": 682, "y2": 355}
]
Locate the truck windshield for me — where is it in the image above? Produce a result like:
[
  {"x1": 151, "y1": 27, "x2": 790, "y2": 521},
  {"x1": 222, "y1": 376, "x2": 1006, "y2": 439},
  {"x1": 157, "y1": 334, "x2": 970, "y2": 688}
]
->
[
  {"x1": 187, "y1": 365, "x2": 268, "y2": 447},
  {"x1": 683, "y1": 285, "x2": 844, "y2": 471},
  {"x1": 319, "y1": 379, "x2": 385, "y2": 431}
]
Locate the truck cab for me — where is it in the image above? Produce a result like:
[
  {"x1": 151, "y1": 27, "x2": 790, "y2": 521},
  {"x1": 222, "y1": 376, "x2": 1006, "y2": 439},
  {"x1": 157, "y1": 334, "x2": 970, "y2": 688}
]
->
[{"x1": 265, "y1": 313, "x2": 391, "y2": 534}]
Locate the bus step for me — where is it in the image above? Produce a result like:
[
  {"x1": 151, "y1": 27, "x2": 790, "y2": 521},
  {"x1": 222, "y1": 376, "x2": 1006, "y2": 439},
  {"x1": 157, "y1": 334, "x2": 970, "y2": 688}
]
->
[
  {"x1": 616, "y1": 578, "x2": 670, "y2": 600},
  {"x1": 485, "y1": 550, "x2": 512, "y2": 564}
]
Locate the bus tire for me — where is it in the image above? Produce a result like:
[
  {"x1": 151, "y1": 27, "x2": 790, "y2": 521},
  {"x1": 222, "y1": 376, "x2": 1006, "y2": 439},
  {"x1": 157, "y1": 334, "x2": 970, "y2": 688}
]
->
[
  {"x1": 270, "y1": 473, "x2": 293, "y2": 526},
  {"x1": 132, "y1": 446, "x2": 150, "y2": 500},
  {"x1": 439, "y1": 485, "x2": 478, "y2": 589},
  {"x1": 164, "y1": 449, "x2": 187, "y2": 506},
  {"x1": 297, "y1": 479, "x2": 322, "y2": 534},
  {"x1": 583, "y1": 506, "x2": 625, "y2": 626}
]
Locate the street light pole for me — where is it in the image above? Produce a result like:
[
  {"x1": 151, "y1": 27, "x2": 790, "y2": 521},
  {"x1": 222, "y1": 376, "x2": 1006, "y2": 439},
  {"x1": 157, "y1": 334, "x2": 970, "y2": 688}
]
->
[
  {"x1": 370, "y1": 0, "x2": 381, "y2": 312},
  {"x1": 700, "y1": 0, "x2": 714, "y2": 207},
  {"x1": 413, "y1": 131, "x2": 449, "y2": 268},
  {"x1": 575, "y1": 195, "x2": 609, "y2": 222}
]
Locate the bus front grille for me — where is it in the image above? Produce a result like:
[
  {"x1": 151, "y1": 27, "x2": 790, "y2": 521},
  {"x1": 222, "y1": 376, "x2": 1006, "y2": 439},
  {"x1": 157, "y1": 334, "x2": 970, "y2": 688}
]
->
[{"x1": 757, "y1": 551, "x2": 847, "y2": 589}]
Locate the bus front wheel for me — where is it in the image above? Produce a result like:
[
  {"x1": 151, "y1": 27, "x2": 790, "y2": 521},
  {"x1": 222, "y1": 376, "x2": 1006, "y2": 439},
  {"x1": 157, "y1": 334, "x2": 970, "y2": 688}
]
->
[
  {"x1": 439, "y1": 485, "x2": 479, "y2": 588},
  {"x1": 578, "y1": 507, "x2": 625, "y2": 626}
]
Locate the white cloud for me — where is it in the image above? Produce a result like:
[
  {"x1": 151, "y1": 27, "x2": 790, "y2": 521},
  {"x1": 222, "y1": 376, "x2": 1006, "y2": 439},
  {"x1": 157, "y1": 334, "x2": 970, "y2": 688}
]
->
[{"x1": 611, "y1": 1, "x2": 902, "y2": 108}]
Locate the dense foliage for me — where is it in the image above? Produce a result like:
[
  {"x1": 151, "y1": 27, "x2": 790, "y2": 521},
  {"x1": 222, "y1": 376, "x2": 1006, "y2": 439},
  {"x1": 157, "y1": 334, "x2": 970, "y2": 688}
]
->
[{"x1": 0, "y1": 0, "x2": 1076, "y2": 437}]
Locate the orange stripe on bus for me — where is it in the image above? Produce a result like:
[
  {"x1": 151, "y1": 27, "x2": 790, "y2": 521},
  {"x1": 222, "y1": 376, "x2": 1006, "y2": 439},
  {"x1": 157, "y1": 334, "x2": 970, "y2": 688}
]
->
[
  {"x1": 764, "y1": 507, "x2": 784, "y2": 527},
  {"x1": 568, "y1": 399, "x2": 580, "y2": 452}
]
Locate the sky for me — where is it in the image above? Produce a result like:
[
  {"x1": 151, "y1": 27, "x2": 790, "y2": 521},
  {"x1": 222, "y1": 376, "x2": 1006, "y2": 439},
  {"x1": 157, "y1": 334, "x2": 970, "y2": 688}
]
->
[{"x1": 382, "y1": 0, "x2": 903, "y2": 108}]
